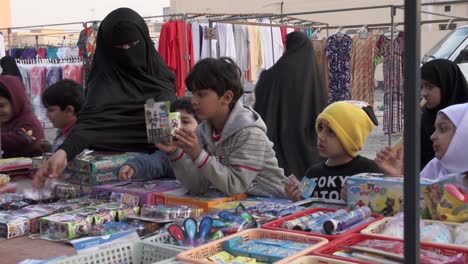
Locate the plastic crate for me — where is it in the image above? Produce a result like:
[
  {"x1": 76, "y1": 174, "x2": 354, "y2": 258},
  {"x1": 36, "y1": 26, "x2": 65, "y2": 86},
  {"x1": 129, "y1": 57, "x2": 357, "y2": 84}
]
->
[
  {"x1": 153, "y1": 257, "x2": 188, "y2": 264},
  {"x1": 314, "y1": 233, "x2": 468, "y2": 264},
  {"x1": 48, "y1": 241, "x2": 184, "y2": 264},
  {"x1": 360, "y1": 217, "x2": 467, "y2": 249},
  {"x1": 289, "y1": 256, "x2": 353, "y2": 264},
  {"x1": 262, "y1": 207, "x2": 383, "y2": 241},
  {"x1": 176, "y1": 228, "x2": 329, "y2": 264},
  {"x1": 143, "y1": 232, "x2": 188, "y2": 251}
]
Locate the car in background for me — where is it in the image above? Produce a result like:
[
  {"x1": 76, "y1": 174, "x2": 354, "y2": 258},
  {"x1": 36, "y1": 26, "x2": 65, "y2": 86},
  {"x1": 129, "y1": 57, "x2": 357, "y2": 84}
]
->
[{"x1": 423, "y1": 25, "x2": 468, "y2": 79}]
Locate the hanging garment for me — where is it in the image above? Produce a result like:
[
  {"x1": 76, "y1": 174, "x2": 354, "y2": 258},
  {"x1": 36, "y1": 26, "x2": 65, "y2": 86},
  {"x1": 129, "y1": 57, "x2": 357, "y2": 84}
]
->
[
  {"x1": 350, "y1": 34, "x2": 378, "y2": 105},
  {"x1": 191, "y1": 22, "x2": 201, "y2": 63},
  {"x1": 254, "y1": 32, "x2": 327, "y2": 177},
  {"x1": 216, "y1": 23, "x2": 237, "y2": 62},
  {"x1": 63, "y1": 64, "x2": 84, "y2": 85},
  {"x1": 260, "y1": 25, "x2": 274, "y2": 70},
  {"x1": 58, "y1": 8, "x2": 176, "y2": 160},
  {"x1": 46, "y1": 66, "x2": 62, "y2": 86},
  {"x1": 20, "y1": 48, "x2": 37, "y2": 60},
  {"x1": 233, "y1": 24, "x2": 250, "y2": 82},
  {"x1": 377, "y1": 32, "x2": 405, "y2": 134},
  {"x1": 200, "y1": 23, "x2": 218, "y2": 59},
  {"x1": 159, "y1": 20, "x2": 194, "y2": 96},
  {"x1": 312, "y1": 38, "x2": 329, "y2": 100},
  {"x1": 37, "y1": 48, "x2": 47, "y2": 59},
  {"x1": 280, "y1": 27, "x2": 287, "y2": 47},
  {"x1": 46, "y1": 47, "x2": 59, "y2": 59},
  {"x1": 0, "y1": 34, "x2": 5, "y2": 59},
  {"x1": 29, "y1": 66, "x2": 48, "y2": 122},
  {"x1": 325, "y1": 34, "x2": 353, "y2": 103},
  {"x1": 247, "y1": 25, "x2": 263, "y2": 83}
]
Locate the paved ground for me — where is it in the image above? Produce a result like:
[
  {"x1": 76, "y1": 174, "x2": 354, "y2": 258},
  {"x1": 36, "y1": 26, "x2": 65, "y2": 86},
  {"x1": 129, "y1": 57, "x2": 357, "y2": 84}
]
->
[{"x1": 44, "y1": 87, "x2": 400, "y2": 159}]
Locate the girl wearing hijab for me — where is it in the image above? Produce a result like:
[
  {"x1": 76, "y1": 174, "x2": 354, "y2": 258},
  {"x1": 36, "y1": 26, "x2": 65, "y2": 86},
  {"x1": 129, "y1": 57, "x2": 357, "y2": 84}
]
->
[
  {"x1": 0, "y1": 75, "x2": 45, "y2": 158},
  {"x1": 0, "y1": 56, "x2": 22, "y2": 79},
  {"x1": 254, "y1": 31, "x2": 327, "y2": 177},
  {"x1": 420, "y1": 59, "x2": 468, "y2": 168},
  {"x1": 377, "y1": 103, "x2": 468, "y2": 180},
  {"x1": 34, "y1": 8, "x2": 176, "y2": 184}
]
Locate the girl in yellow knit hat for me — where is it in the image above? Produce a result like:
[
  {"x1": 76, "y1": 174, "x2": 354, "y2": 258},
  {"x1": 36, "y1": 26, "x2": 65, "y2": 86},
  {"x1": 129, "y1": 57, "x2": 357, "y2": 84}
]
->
[{"x1": 285, "y1": 101, "x2": 382, "y2": 202}]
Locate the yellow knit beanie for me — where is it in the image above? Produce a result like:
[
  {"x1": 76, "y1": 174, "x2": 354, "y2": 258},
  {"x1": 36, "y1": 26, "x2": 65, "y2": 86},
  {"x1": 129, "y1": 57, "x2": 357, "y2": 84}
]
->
[{"x1": 316, "y1": 101, "x2": 376, "y2": 157}]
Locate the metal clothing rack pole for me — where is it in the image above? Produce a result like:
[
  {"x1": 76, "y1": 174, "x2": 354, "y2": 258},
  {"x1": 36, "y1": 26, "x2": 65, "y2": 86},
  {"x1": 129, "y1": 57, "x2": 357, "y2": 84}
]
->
[
  {"x1": 403, "y1": 0, "x2": 421, "y2": 262},
  {"x1": 388, "y1": 6, "x2": 396, "y2": 146}
]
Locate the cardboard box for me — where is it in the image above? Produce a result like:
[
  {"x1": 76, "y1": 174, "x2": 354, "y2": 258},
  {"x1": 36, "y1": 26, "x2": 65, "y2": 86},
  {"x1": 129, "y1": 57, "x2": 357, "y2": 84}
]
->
[
  {"x1": 39, "y1": 213, "x2": 91, "y2": 240},
  {"x1": 68, "y1": 207, "x2": 115, "y2": 225},
  {"x1": 67, "y1": 152, "x2": 137, "y2": 175},
  {"x1": 0, "y1": 213, "x2": 30, "y2": 239},
  {"x1": 422, "y1": 173, "x2": 468, "y2": 222},
  {"x1": 347, "y1": 173, "x2": 434, "y2": 218},
  {"x1": 10, "y1": 208, "x2": 51, "y2": 233},
  {"x1": 92, "y1": 180, "x2": 183, "y2": 206},
  {"x1": 152, "y1": 187, "x2": 248, "y2": 212},
  {"x1": 93, "y1": 202, "x2": 139, "y2": 221}
]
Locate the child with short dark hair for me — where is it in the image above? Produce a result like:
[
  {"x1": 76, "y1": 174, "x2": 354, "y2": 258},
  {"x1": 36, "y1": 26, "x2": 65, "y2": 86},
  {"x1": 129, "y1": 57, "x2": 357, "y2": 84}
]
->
[
  {"x1": 118, "y1": 97, "x2": 198, "y2": 181},
  {"x1": 285, "y1": 101, "x2": 382, "y2": 201},
  {"x1": 41, "y1": 79, "x2": 84, "y2": 152},
  {"x1": 157, "y1": 57, "x2": 287, "y2": 198}
]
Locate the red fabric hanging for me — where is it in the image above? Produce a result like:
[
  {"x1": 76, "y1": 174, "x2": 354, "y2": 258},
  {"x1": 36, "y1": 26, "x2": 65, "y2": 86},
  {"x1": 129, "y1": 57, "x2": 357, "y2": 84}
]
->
[{"x1": 158, "y1": 20, "x2": 194, "y2": 96}]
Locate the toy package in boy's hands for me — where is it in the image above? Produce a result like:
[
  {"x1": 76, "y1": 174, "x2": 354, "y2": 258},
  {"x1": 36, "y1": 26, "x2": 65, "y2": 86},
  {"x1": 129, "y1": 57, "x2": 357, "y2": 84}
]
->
[
  {"x1": 144, "y1": 99, "x2": 180, "y2": 144},
  {"x1": 282, "y1": 175, "x2": 317, "y2": 199},
  {"x1": 422, "y1": 172, "x2": 468, "y2": 222}
]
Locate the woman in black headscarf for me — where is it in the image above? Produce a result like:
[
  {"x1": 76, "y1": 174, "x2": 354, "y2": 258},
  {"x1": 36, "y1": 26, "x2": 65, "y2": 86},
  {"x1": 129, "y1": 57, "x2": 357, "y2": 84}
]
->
[
  {"x1": 0, "y1": 56, "x2": 22, "y2": 79},
  {"x1": 420, "y1": 59, "x2": 468, "y2": 168},
  {"x1": 254, "y1": 32, "x2": 327, "y2": 177},
  {"x1": 35, "y1": 8, "x2": 176, "y2": 181}
]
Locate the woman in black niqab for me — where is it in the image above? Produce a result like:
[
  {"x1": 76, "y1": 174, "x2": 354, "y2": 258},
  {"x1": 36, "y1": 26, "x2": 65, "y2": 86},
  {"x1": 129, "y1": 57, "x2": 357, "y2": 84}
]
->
[
  {"x1": 420, "y1": 59, "x2": 468, "y2": 168},
  {"x1": 35, "y1": 8, "x2": 176, "y2": 181},
  {"x1": 254, "y1": 32, "x2": 327, "y2": 177}
]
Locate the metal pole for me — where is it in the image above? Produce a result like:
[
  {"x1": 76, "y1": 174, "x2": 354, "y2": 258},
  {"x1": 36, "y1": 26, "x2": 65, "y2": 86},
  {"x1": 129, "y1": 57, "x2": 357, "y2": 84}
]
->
[
  {"x1": 388, "y1": 7, "x2": 395, "y2": 146},
  {"x1": 7, "y1": 28, "x2": 11, "y2": 52},
  {"x1": 208, "y1": 21, "x2": 213, "y2": 58},
  {"x1": 404, "y1": 0, "x2": 421, "y2": 262},
  {"x1": 270, "y1": 18, "x2": 275, "y2": 64}
]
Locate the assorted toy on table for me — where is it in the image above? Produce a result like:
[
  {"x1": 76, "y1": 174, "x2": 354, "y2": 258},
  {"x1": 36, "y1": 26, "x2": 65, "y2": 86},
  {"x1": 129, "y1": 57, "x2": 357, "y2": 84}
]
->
[
  {"x1": 346, "y1": 173, "x2": 435, "y2": 218},
  {"x1": 263, "y1": 207, "x2": 381, "y2": 240},
  {"x1": 422, "y1": 173, "x2": 468, "y2": 223},
  {"x1": 165, "y1": 204, "x2": 258, "y2": 248},
  {"x1": 316, "y1": 235, "x2": 467, "y2": 264}
]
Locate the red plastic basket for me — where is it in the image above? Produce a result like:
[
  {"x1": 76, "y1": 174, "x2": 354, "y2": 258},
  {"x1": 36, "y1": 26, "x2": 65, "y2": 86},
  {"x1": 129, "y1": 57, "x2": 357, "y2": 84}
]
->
[
  {"x1": 262, "y1": 207, "x2": 383, "y2": 241},
  {"x1": 313, "y1": 233, "x2": 468, "y2": 264}
]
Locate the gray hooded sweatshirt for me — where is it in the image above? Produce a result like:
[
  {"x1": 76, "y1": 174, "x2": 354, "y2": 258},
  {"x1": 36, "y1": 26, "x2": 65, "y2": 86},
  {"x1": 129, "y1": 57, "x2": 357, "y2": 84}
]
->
[{"x1": 168, "y1": 100, "x2": 287, "y2": 198}]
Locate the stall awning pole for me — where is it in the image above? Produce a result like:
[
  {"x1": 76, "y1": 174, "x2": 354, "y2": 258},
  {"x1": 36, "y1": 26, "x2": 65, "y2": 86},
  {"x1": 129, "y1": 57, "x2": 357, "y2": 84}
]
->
[{"x1": 403, "y1": 0, "x2": 421, "y2": 262}]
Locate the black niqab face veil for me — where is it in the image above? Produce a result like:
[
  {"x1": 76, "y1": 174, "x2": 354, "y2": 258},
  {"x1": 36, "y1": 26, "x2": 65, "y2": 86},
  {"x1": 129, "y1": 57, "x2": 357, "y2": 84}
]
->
[
  {"x1": 58, "y1": 8, "x2": 176, "y2": 160},
  {"x1": 110, "y1": 21, "x2": 147, "y2": 73}
]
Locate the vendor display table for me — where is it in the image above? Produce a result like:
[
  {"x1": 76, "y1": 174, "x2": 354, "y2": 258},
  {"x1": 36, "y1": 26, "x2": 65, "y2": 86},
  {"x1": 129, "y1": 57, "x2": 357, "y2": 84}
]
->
[{"x1": 0, "y1": 237, "x2": 76, "y2": 263}]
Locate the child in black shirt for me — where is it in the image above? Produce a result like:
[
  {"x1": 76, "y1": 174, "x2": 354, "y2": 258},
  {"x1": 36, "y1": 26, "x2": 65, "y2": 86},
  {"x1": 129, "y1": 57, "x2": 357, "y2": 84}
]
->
[{"x1": 285, "y1": 101, "x2": 382, "y2": 201}]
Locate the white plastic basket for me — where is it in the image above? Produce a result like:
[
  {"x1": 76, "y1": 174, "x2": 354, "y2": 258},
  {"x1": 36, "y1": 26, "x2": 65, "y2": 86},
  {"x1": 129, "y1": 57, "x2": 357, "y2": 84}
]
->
[
  {"x1": 153, "y1": 257, "x2": 188, "y2": 264},
  {"x1": 289, "y1": 256, "x2": 353, "y2": 264},
  {"x1": 143, "y1": 232, "x2": 188, "y2": 251},
  {"x1": 48, "y1": 241, "x2": 184, "y2": 264}
]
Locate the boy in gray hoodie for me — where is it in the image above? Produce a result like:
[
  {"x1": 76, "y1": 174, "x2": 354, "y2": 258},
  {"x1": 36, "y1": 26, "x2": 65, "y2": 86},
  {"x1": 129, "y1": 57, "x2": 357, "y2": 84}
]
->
[{"x1": 157, "y1": 58, "x2": 287, "y2": 198}]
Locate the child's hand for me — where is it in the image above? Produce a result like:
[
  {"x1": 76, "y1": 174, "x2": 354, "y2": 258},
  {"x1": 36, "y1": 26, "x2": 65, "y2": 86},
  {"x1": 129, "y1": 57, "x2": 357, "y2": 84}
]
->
[
  {"x1": 285, "y1": 181, "x2": 302, "y2": 202},
  {"x1": 118, "y1": 165, "x2": 135, "y2": 181},
  {"x1": 375, "y1": 146, "x2": 403, "y2": 176},
  {"x1": 33, "y1": 150, "x2": 68, "y2": 188},
  {"x1": 155, "y1": 142, "x2": 178, "y2": 154},
  {"x1": 174, "y1": 128, "x2": 202, "y2": 160},
  {"x1": 32, "y1": 139, "x2": 52, "y2": 153}
]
